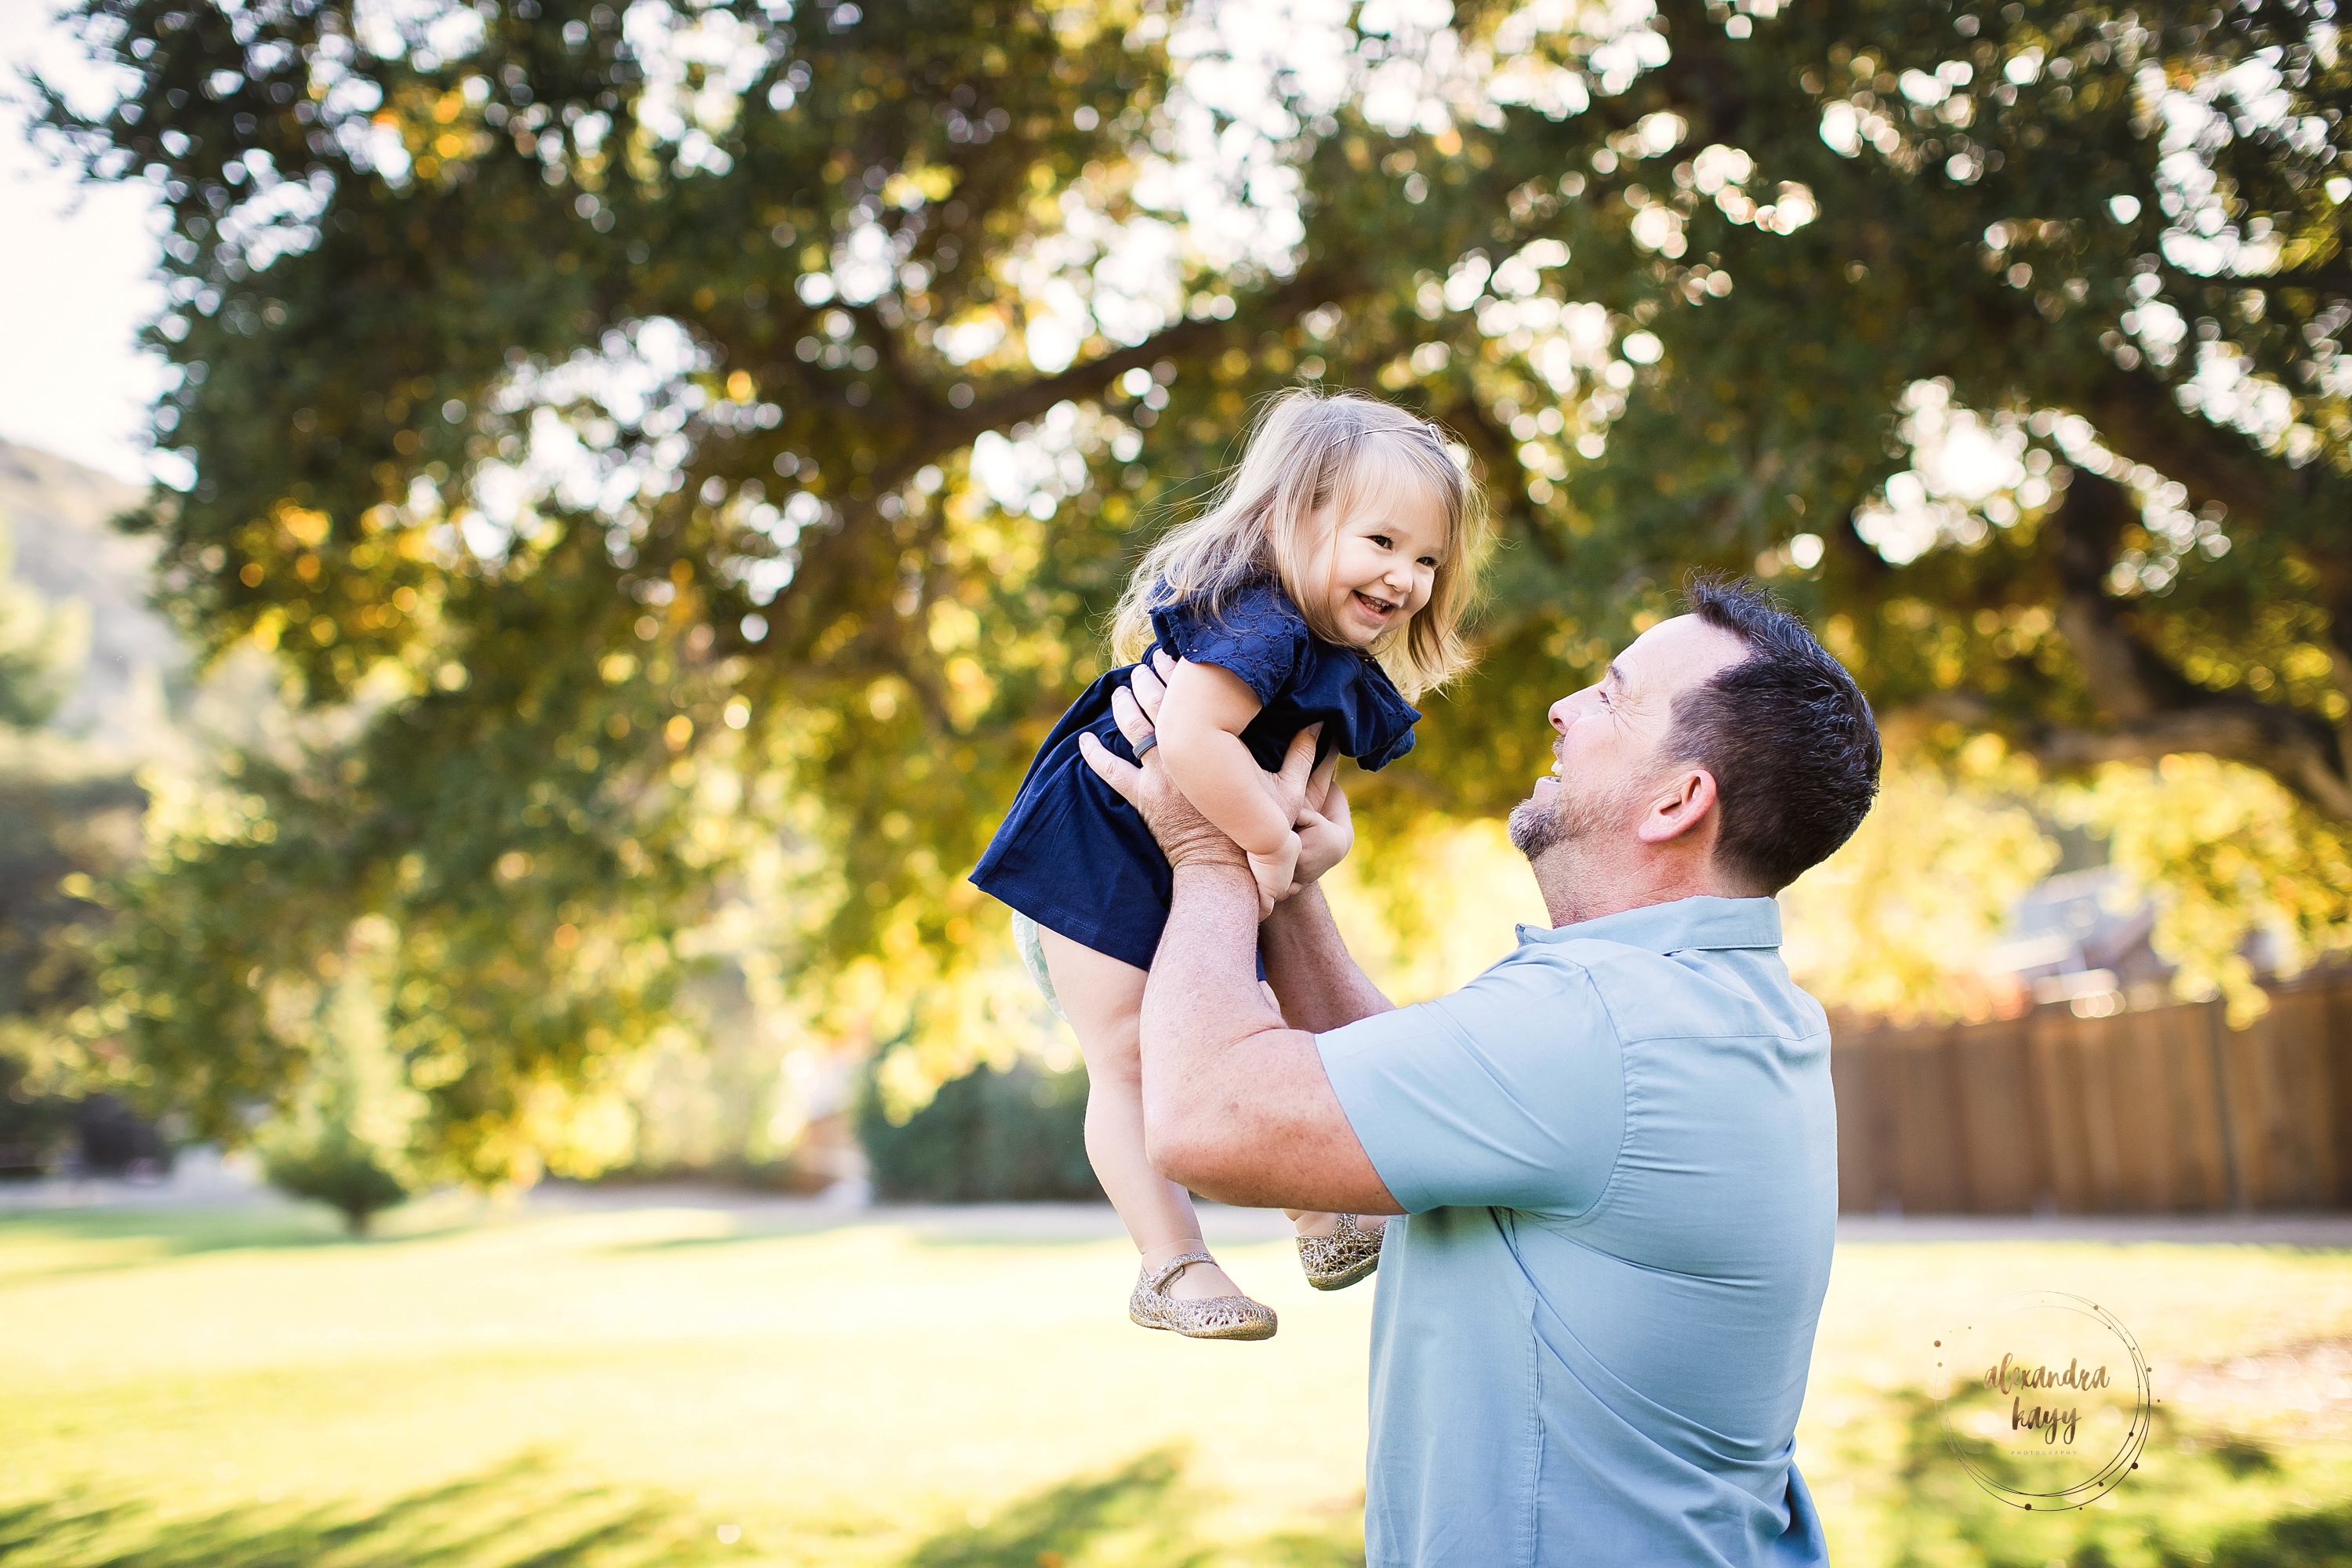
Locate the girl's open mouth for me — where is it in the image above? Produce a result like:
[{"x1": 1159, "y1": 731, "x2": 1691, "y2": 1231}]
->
[{"x1": 1352, "y1": 590, "x2": 1398, "y2": 619}]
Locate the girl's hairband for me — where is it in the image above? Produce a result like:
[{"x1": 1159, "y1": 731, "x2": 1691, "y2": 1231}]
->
[{"x1": 1330, "y1": 419, "x2": 1447, "y2": 448}]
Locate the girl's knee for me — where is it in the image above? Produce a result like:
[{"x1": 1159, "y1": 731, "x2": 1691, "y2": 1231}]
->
[{"x1": 1081, "y1": 1039, "x2": 1144, "y2": 1092}]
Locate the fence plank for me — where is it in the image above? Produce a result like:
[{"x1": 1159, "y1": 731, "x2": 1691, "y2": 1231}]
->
[
  {"x1": 1949, "y1": 1019, "x2": 2039, "y2": 1212},
  {"x1": 2225, "y1": 1006, "x2": 2288, "y2": 1206},
  {"x1": 2027, "y1": 1008, "x2": 2093, "y2": 1213},
  {"x1": 1893, "y1": 1030, "x2": 1969, "y2": 1214},
  {"x1": 2327, "y1": 984, "x2": 2352, "y2": 1207},
  {"x1": 2150, "y1": 1002, "x2": 2229, "y2": 1211},
  {"x1": 1829, "y1": 1037, "x2": 1879, "y2": 1213},
  {"x1": 2267, "y1": 992, "x2": 2324, "y2": 1213}
]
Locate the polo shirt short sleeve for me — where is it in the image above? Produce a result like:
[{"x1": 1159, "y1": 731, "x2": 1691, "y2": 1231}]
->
[{"x1": 1315, "y1": 946, "x2": 1623, "y2": 1217}]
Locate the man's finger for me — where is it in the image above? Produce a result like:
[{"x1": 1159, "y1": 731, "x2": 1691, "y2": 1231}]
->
[
  {"x1": 1274, "y1": 724, "x2": 1322, "y2": 800},
  {"x1": 1077, "y1": 731, "x2": 1143, "y2": 804},
  {"x1": 1304, "y1": 747, "x2": 1341, "y2": 811},
  {"x1": 1128, "y1": 655, "x2": 1169, "y2": 723},
  {"x1": 1109, "y1": 684, "x2": 1156, "y2": 750},
  {"x1": 1323, "y1": 776, "x2": 1352, "y2": 833}
]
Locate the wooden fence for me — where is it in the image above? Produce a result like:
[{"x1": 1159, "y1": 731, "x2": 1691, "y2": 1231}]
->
[{"x1": 1831, "y1": 971, "x2": 2352, "y2": 1213}]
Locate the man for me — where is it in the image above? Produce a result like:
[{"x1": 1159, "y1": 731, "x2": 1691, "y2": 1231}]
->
[{"x1": 1078, "y1": 578, "x2": 1880, "y2": 1566}]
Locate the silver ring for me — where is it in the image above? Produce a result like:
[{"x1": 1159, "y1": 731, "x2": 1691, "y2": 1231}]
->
[{"x1": 1133, "y1": 731, "x2": 1159, "y2": 758}]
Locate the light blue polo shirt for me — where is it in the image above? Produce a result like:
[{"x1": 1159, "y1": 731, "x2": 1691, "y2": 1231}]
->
[{"x1": 1316, "y1": 896, "x2": 1836, "y2": 1567}]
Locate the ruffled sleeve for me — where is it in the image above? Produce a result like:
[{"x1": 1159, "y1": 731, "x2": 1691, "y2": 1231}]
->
[
  {"x1": 1351, "y1": 660, "x2": 1420, "y2": 771},
  {"x1": 1357, "y1": 714, "x2": 1417, "y2": 771},
  {"x1": 1149, "y1": 580, "x2": 1311, "y2": 707}
]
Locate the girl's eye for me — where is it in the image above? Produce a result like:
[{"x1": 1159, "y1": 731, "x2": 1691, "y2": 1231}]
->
[
  {"x1": 1417, "y1": 557, "x2": 1438, "y2": 568},
  {"x1": 1369, "y1": 534, "x2": 1393, "y2": 550}
]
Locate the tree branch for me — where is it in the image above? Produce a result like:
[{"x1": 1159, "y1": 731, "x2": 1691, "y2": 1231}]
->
[
  {"x1": 1909, "y1": 687, "x2": 2352, "y2": 819},
  {"x1": 2039, "y1": 469, "x2": 2351, "y2": 818},
  {"x1": 860, "y1": 265, "x2": 1355, "y2": 503},
  {"x1": 2077, "y1": 365, "x2": 2285, "y2": 525},
  {"x1": 2037, "y1": 708, "x2": 2352, "y2": 820}
]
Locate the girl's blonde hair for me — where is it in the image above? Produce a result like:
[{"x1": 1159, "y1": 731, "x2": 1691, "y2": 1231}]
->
[{"x1": 1109, "y1": 388, "x2": 1487, "y2": 699}]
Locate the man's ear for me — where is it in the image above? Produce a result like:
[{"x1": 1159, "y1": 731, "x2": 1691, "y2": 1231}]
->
[{"x1": 1635, "y1": 767, "x2": 1719, "y2": 846}]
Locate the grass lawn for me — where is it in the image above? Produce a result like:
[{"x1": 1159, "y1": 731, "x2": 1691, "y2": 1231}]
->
[{"x1": 3, "y1": 1200, "x2": 2350, "y2": 1567}]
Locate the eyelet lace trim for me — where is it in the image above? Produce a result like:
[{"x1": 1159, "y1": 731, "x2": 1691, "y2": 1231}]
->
[{"x1": 1150, "y1": 583, "x2": 1308, "y2": 705}]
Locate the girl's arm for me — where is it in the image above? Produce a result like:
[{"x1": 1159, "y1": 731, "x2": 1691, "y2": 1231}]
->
[{"x1": 1152, "y1": 659, "x2": 1299, "y2": 913}]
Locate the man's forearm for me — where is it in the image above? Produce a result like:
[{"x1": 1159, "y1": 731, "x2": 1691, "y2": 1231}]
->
[
  {"x1": 1139, "y1": 859, "x2": 1397, "y2": 1212},
  {"x1": 1261, "y1": 884, "x2": 1393, "y2": 1034}
]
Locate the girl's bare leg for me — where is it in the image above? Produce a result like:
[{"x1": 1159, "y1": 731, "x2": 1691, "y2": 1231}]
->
[{"x1": 1036, "y1": 926, "x2": 1245, "y2": 1302}]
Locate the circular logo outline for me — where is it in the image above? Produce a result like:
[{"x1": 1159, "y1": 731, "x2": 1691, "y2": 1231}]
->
[{"x1": 1936, "y1": 1290, "x2": 2154, "y2": 1511}]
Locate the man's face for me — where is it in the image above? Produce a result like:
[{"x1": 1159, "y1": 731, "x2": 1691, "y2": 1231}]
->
[{"x1": 1507, "y1": 615, "x2": 1750, "y2": 862}]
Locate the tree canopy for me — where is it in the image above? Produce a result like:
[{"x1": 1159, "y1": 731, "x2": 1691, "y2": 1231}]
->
[{"x1": 35, "y1": 0, "x2": 2352, "y2": 1178}]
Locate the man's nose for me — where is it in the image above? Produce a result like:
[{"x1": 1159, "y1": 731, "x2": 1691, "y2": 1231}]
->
[{"x1": 1548, "y1": 695, "x2": 1573, "y2": 733}]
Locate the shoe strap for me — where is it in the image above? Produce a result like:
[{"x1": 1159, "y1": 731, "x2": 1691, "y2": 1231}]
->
[{"x1": 1149, "y1": 1250, "x2": 1215, "y2": 1294}]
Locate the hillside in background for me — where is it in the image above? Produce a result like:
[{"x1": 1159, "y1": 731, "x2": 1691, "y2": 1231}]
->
[{"x1": 0, "y1": 441, "x2": 178, "y2": 753}]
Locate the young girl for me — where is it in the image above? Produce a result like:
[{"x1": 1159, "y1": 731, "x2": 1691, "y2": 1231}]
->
[{"x1": 971, "y1": 389, "x2": 1485, "y2": 1340}]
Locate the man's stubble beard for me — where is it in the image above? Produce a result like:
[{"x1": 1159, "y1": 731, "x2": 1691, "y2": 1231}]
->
[{"x1": 1507, "y1": 775, "x2": 1632, "y2": 864}]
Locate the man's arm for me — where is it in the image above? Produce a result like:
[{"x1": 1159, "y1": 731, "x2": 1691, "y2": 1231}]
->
[
  {"x1": 1078, "y1": 676, "x2": 1401, "y2": 1215},
  {"x1": 1260, "y1": 885, "x2": 1394, "y2": 1036}
]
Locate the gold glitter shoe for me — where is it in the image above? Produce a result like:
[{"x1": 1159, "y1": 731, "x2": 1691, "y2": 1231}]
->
[
  {"x1": 1298, "y1": 1214, "x2": 1385, "y2": 1291},
  {"x1": 1128, "y1": 1252, "x2": 1277, "y2": 1341}
]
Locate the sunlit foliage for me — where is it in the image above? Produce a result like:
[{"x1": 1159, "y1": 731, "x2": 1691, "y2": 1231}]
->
[
  {"x1": 2058, "y1": 750, "x2": 2352, "y2": 1020},
  {"x1": 1778, "y1": 734, "x2": 2060, "y2": 1025}
]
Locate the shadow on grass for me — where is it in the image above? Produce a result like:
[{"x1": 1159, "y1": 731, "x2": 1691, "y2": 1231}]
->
[
  {"x1": 0, "y1": 1454, "x2": 743, "y2": 1568},
  {"x1": 597, "y1": 1219, "x2": 1151, "y2": 1258},
  {"x1": 897, "y1": 1447, "x2": 1362, "y2": 1568},
  {"x1": 0, "y1": 1206, "x2": 488, "y2": 1287},
  {"x1": 2179, "y1": 1498, "x2": 2352, "y2": 1566},
  {"x1": 0, "y1": 1449, "x2": 1362, "y2": 1568},
  {"x1": 1875, "y1": 1382, "x2": 2352, "y2": 1568}
]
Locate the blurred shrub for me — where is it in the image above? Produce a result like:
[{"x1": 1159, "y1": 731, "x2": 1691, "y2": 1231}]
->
[
  {"x1": 262, "y1": 1120, "x2": 411, "y2": 1234},
  {"x1": 858, "y1": 1057, "x2": 1100, "y2": 1203},
  {"x1": 0, "y1": 1052, "x2": 73, "y2": 1176},
  {"x1": 256, "y1": 967, "x2": 419, "y2": 1233},
  {"x1": 71, "y1": 1093, "x2": 172, "y2": 1175}
]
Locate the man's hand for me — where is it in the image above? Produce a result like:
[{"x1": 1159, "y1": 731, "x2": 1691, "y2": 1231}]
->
[{"x1": 1076, "y1": 652, "x2": 1243, "y2": 873}]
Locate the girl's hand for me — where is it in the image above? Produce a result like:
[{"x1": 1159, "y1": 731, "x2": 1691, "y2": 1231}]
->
[{"x1": 1247, "y1": 832, "x2": 1301, "y2": 920}]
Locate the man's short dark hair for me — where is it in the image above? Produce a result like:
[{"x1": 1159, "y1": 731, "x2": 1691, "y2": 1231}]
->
[{"x1": 1670, "y1": 576, "x2": 1881, "y2": 894}]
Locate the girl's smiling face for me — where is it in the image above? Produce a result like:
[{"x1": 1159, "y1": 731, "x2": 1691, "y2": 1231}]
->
[{"x1": 1319, "y1": 477, "x2": 1450, "y2": 649}]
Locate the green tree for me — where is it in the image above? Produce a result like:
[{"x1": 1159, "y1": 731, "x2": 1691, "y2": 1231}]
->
[
  {"x1": 256, "y1": 938, "x2": 422, "y2": 1232},
  {"x1": 0, "y1": 512, "x2": 140, "y2": 1098},
  {"x1": 34, "y1": 0, "x2": 2351, "y2": 1173},
  {"x1": 0, "y1": 512, "x2": 87, "y2": 731}
]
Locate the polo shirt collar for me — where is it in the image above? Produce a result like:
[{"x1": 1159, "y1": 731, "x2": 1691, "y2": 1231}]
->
[{"x1": 1515, "y1": 895, "x2": 1781, "y2": 955}]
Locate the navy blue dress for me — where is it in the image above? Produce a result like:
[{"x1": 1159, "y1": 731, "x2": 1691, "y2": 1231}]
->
[{"x1": 971, "y1": 579, "x2": 1421, "y2": 971}]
